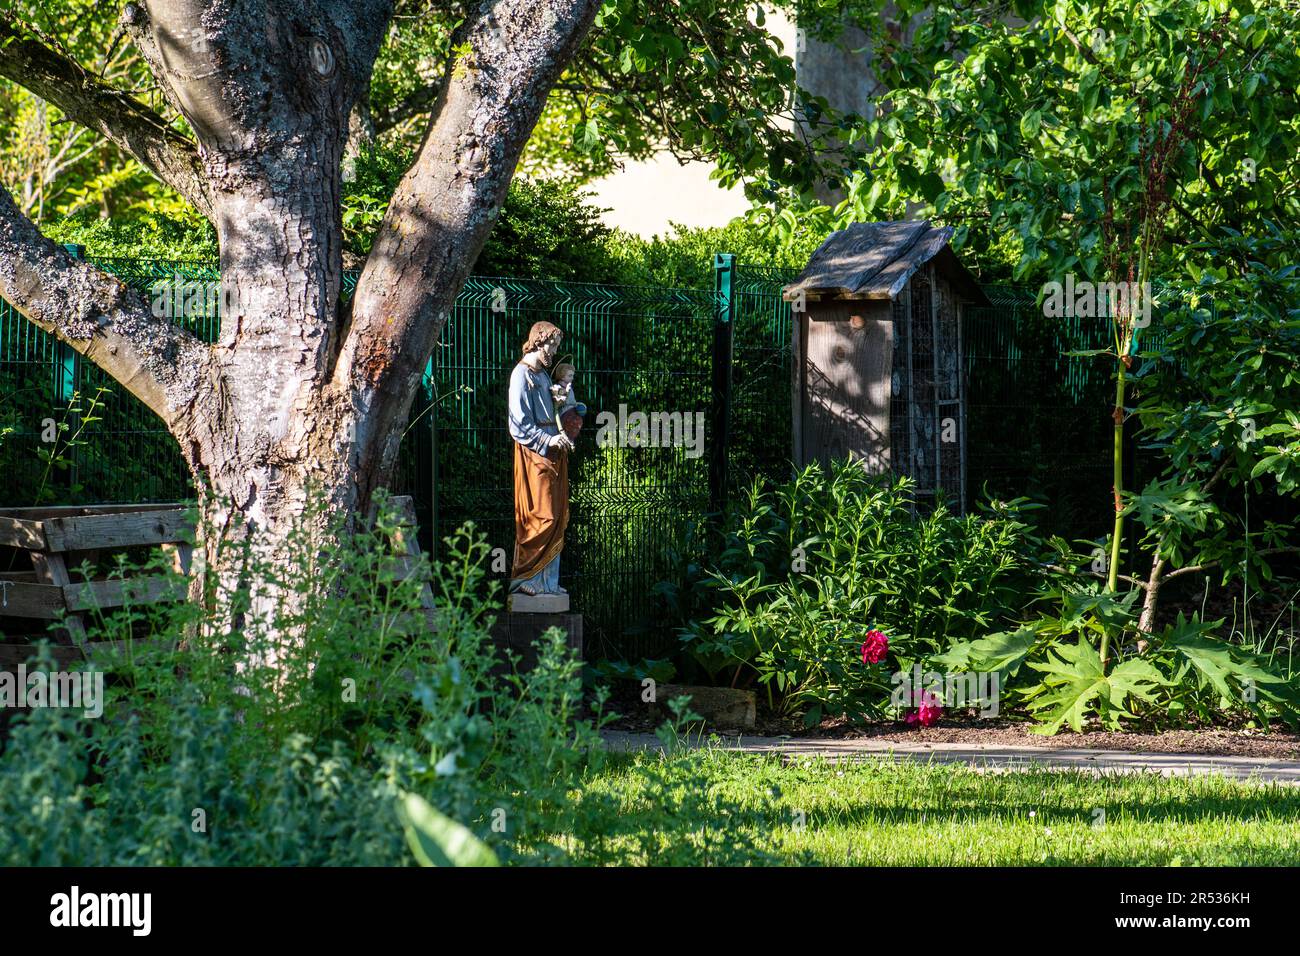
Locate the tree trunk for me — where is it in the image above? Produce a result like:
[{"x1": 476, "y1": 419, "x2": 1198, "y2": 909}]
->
[
  {"x1": 1137, "y1": 554, "x2": 1165, "y2": 639},
  {"x1": 0, "y1": 0, "x2": 604, "y2": 675},
  {"x1": 193, "y1": 450, "x2": 356, "y2": 675}
]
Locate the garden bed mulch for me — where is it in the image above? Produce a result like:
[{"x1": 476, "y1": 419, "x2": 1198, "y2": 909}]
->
[
  {"x1": 797, "y1": 720, "x2": 1300, "y2": 760},
  {"x1": 599, "y1": 697, "x2": 1300, "y2": 760}
]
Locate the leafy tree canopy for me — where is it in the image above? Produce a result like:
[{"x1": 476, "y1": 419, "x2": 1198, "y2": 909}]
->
[
  {"x1": 756, "y1": 0, "x2": 1300, "y2": 285},
  {"x1": 1, "y1": 0, "x2": 849, "y2": 225}
]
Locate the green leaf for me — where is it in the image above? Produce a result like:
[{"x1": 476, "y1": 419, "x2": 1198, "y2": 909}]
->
[
  {"x1": 396, "y1": 792, "x2": 498, "y2": 867},
  {"x1": 572, "y1": 118, "x2": 602, "y2": 153},
  {"x1": 1156, "y1": 613, "x2": 1295, "y2": 709},
  {"x1": 931, "y1": 626, "x2": 1038, "y2": 679},
  {"x1": 803, "y1": 703, "x2": 823, "y2": 728},
  {"x1": 1250, "y1": 455, "x2": 1283, "y2": 479},
  {"x1": 1025, "y1": 640, "x2": 1166, "y2": 735},
  {"x1": 918, "y1": 171, "x2": 946, "y2": 203},
  {"x1": 1019, "y1": 110, "x2": 1041, "y2": 139}
]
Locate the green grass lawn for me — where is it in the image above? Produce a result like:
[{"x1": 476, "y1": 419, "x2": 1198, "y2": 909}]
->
[{"x1": 554, "y1": 748, "x2": 1300, "y2": 866}]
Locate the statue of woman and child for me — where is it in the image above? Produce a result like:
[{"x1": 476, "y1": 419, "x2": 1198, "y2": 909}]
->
[{"x1": 507, "y1": 320, "x2": 585, "y2": 608}]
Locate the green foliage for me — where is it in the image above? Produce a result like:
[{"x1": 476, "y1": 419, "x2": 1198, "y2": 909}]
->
[
  {"x1": 591, "y1": 657, "x2": 677, "y2": 685},
  {"x1": 40, "y1": 212, "x2": 217, "y2": 260},
  {"x1": 519, "y1": 0, "x2": 836, "y2": 195},
  {"x1": 941, "y1": 590, "x2": 1300, "y2": 734},
  {"x1": 755, "y1": 1, "x2": 1300, "y2": 283},
  {"x1": 341, "y1": 154, "x2": 812, "y2": 284},
  {"x1": 931, "y1": 626, "x2": 1040, "y2": 683},
  {"x1": 608, "y1": 218, "x2": 820, "y2": 288},
  {"x1": 32, "y1": 386, "x2": 109, "y2": 504},
  {"x1": 653, "y1": 695, "x2": 706, "y2": 755},
  {"x1": 340, "y1": 144, "x2": 411, "y2": 258},
  {"x1": 397, "y1": 792, "x2": 499, "y2": 867},
  {"x1": 0, "y1": 4, "x2": 171, "y2": 221},
  {"x1": 1127, "y1": 232, "x2": 1300, "y2": 590},
  {"x1": 1022, "y1": 639, "x2": 1168, "y2": 735},
  {"x1": 475, "y1": 179, "x2": 622, "y2": 283},
  {"x1": 665, "y1": 461, "x2": 1051, "y2": 722},
  {"x1": 6, "y1": 0, "x2": 834, "y2": 228},
  {"x1": 0, "y1": 493, "x2": 819, "y2": 865},
  {"x1": 675, "y1": 452, "x2": 1299, "y2": 734},
  {"x1": 0, "y1": 497, "x2": 616, "y2": 865},
  {"x1": 1146, "y1": 613, "x2": 1300, "y2": 726}
]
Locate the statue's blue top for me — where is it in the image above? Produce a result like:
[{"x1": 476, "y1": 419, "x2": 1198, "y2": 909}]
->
[{"x1": 509, "y1": 362, "x2": 556, "y2": 454}]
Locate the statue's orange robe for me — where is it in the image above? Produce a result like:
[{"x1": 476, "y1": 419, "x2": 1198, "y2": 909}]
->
[{"x1": 512, "y1": 442, "x2": 569, "y2": 582}]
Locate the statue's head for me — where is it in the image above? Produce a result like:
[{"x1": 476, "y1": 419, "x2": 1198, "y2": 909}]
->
[{"x1": 522, "y1": 320, "x2": 563, "y2": 364}]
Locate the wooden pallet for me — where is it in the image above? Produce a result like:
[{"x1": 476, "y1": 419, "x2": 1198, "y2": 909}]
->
[
  {"x1": 0, "y1": 497, "x2": 435, "y2": 656},
  {"x1": 0, "y1": 503, "x2": 193, "y2": 644}
]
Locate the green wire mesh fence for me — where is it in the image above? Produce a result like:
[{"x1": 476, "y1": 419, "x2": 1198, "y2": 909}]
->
[
  {"x1": 0, "y1": 252, "x2": 1166, "y2": 658},
  {"x1": 964, "y1": 284, "x2": 1169, "y2": 542},
  {"x1": 0, "y1": 254, "x2": 792, "y2": 658}
]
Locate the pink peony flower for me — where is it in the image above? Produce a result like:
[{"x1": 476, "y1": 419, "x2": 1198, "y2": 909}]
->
[
  {"x1": 905, "y1": 689, "x2": 943, "y2": 727},
  {"x1": 860, "y1": 629, "x2": 889, "y2": 665}
]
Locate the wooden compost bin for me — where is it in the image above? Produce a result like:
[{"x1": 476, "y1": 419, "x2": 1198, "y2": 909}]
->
[
  {"x1": 0, "y1": 503, "x2": 192, "y2": 667},
  {"x1": 0, "y1": 497, "x2": 435, "y2": 668}
]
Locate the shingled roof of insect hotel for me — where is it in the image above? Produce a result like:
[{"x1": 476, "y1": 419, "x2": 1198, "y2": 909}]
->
[{"x1": 783, "y1": 220, "x2": 988, "y2": 304}]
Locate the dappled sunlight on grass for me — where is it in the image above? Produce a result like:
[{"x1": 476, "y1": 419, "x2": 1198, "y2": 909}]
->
[{"x1": 562, "y1": 748, "x2": 1300, "y2": 866}]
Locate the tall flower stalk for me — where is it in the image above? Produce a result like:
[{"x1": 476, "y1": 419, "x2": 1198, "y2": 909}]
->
[{"x1": 1097, "y1": 37, "x2": 1222, "y2": 671}]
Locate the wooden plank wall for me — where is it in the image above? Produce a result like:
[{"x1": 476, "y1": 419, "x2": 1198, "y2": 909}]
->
[{"x1": 796, "y1": 299, "x2": 893, "y2": 472}]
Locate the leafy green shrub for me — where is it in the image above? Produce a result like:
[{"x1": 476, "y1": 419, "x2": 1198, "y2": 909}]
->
[
  {"x1": 40, "y1": 165, "x2": 628, "y2": 283},
  {"x1": 665, "y1": 459, "x2": 1299, "y2": 734},
  {"x1": 41, "y1": 211, "x2": 217, "y2": 259},
  {"x1": 607, "y1": 218, "x2": 820, "y2": 288},
  {"x1": 476, "y1": 179, "x2": 623, "y2": 283},
  {"x1": 938, "y1": 591, "x2": 1300, "y2": 735},
  {"x1": 340, "y1": 142, "x2": 623, "y2": 280},
  {"x1": 0, "y1": 496, "x2": 611, "y2": 865},
  {"x1": 661, "y1": 461, "x2": 1051, "y2": 723}
]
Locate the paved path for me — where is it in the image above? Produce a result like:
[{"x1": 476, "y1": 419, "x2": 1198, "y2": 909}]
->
[{"x1": 602, "y1": 730, "x2": 1300, "y2": 784}]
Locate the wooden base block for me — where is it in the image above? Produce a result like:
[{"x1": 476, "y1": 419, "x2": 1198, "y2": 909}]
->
[{"x1": 654, "y1": 683, "x2": 757, "y2": 729}]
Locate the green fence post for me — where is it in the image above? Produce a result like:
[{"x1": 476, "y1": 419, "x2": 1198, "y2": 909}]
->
[
  {"x1": 54, "y1": 244, "x2": 83, "y2": 406},
  {"x1": 709, "y1": 253, "x2": 735, "y2": 516},
  {"x1": 53, "y1": 243, "x2": 85, "y2": 498},
  {"x1": 425, "y1": 355, "x2": 437, "y2": 559}
]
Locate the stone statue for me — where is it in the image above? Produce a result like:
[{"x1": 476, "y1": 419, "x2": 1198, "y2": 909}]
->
[{"x1": 508, "y1": 321, "x2": 585, "y2": 607}]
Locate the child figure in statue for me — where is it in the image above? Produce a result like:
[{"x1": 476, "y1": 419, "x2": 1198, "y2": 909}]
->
[{"x1": 549, "y1": 360, "x2": 586, "y2": 444}]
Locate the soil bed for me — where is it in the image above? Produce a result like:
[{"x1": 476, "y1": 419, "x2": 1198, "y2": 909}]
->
[
  {"x1": 599, "y1": 688, "x2": 1300, "y2": 759},
  {"x1": 799, "y1": 720, "x2": 1300, "y2": 760}
]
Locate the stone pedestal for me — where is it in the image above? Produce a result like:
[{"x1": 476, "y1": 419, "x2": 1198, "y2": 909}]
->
[
  {"x1": 489, "y1": 612, "x2": 583, "y2": 674},
  {"x1": 508, "y1": 591, "x2": 570, "y2": 613}
]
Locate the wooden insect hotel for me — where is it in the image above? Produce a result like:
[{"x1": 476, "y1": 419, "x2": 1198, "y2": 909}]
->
[{"x1": 784, "y1": 221, "x2": 989, "y2": 513}]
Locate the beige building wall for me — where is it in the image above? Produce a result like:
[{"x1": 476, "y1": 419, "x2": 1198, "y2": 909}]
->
[
  {"x1": 586, "y1": 151, "x2": 751, "y2": 237},
  {"x1": 588, "y1": 10, "x2": 935, "y2": 234}
]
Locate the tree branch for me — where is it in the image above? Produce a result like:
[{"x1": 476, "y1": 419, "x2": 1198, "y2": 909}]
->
[
  {"x1": 339, "y1": 0, "x2": 602, "y2": 475},
  {"x1": 1047, "y1": 563, "x2": 1148, "y2": 590},
  {"x1": 0, "y1": 181, "x2": 211, "y2": 429},
  {"x1": 0, "y1": 15, "x2": 213, "y2": 219},
  {"x1": 1162, "y1": 546, "x2": 1300, "y2": 583}
]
